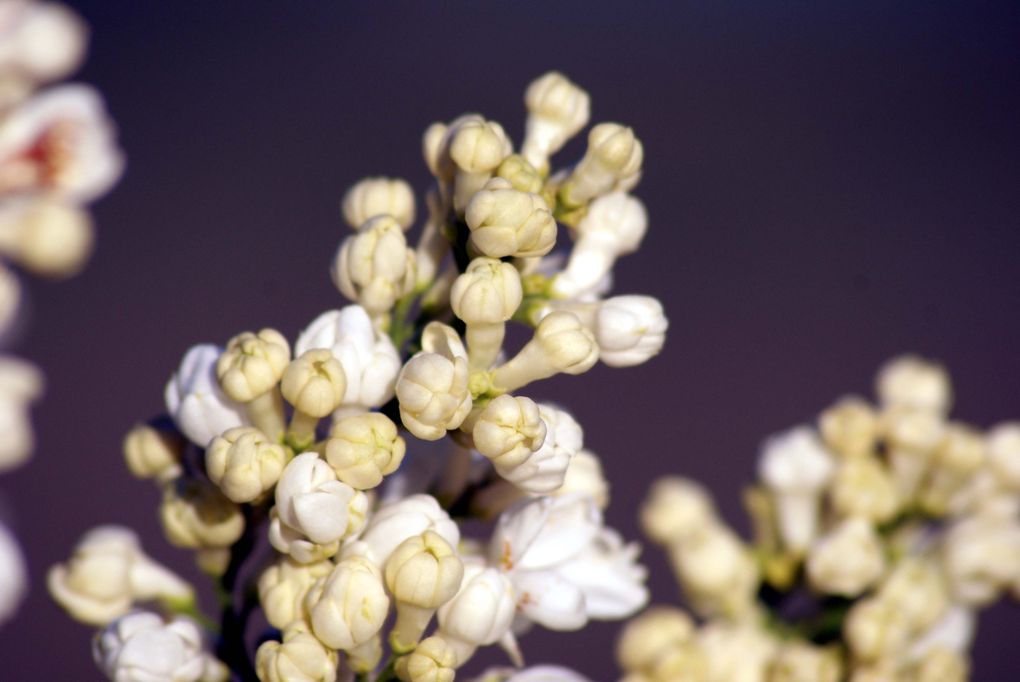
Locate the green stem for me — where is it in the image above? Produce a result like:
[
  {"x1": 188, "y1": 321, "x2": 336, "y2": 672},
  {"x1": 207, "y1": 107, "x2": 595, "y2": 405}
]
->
[{"x1": 372, "y1": 655, "x2": 398, "y2": 682}]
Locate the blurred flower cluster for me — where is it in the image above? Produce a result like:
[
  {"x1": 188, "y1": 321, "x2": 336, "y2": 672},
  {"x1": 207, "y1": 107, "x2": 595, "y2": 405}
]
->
[
  {"x1": 624, "y1": 356, "x2": 1020, "y2": 682},
  {"x1": 48, "y1": 71, "x2": 667, "y2": 681},
  {"x1": 0, "y1": 0, "x2": 121, "y2": 627}
]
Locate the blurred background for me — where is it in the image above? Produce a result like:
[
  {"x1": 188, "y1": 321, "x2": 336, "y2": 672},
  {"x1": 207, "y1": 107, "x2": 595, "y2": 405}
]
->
[{"x1": 4, "y1": 0, "x2": 1020, "y2": 678}]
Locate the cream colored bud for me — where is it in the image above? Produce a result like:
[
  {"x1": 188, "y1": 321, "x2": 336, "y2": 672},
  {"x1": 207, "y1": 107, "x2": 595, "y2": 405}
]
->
[
  {"x1": 332, "y1": 215, "x2": 416, "y2": 315},
  {"x1": 640, "y1": 476, "x2": 716, "y2": 546},
  {"x1": 560, "y1": 123, "x2": 643, "y2": 207},
  {"x1": 819, "y1": 397, "x2": 879, "y2": 458},
  {"x1": 386, "y1": 531, "x2": 465, "y2": 650},
  {"x1": 553, "y1": 449, "x2": 609, "y2": 509},
  {"x1": 806, "y1": 518, "x2": 885, "y2": 597},
  {"x1": 396, "y1": 324, "x2": 472, "y2": 440},
  {"x1": 881, "y1": 407, "x2": 944, "y2": 499},
  {"x1": 122, "y1": 423, "x2": 184, "y2": 481},
  {"x1": 918, "y1": 424, "x2": 985, "y2": 516},
  {"x1": 257, "y1": 557, "x2": 333, "y2": 630},
  {"x1": 501, "y1": 403, "x2": 582, "y2": 494},
  {"x1": 697, "y1": 620, "x2": 777, "y2": 682},
  {"x1": 306, "y1": 556, "x2": 390, "y2": 651},
  {"x1": 451, "y1": 258, "x2": 523, "y2": 326},
  {"x1": 829, "y1": 457, "x2": 898, "y2": 524},
  {"x1": 491, "y1": 312, "x2": 598, "y2": 392},
  {"x1": 465, "y1": 179, "x2": 557, "y2": 259},
  {"x1": 522, "y1": 71, "x2": 590, "y2": 170},
  {"x1": 342, "y1": 176, "x2": 416, "y2": 231},
  {"x1": 423, "y1": 122, "x2": 448, "y2": 178},
  {"x1": 616, "y1": 606, "x2": 695, "y2": 674},
  {"x1": 876, "y1": 355, "x2": 952, "y2": 415},
  {"x1": 909, "y1": 647, "x2": 968, "y2": 682},
  {"x1": 941, "y1": 513, "x2": 1020, "y2": 606},
  {"x1": 844, "y1": 598, "x2": 912, "y2": 663},
  {"x1": 256, "y1": 621, "x2": 339, "y2": 682},
  {"x1": 594, "y1": 296, "x2": 668, "y2": 368},
  {"x1": 450, "y1": 119, "x2": 511, "y2": 174},
  {"x1": 669, "y1": 522, "x2": 759, "y2": 618},
  {"x1": 324, "y1": 412, "x2": 405, "y2": 489},
  {"x1": 436, "y1": 563, "x2": 516, "y2": 667},
  {"x1": 206, "y1": 426, "x2": 289, "y2": 503},
  {"x1": 216, "y1": 328, "x2": 291, "y2": 402},
  {"x1": 0, "y1": 198, "x2": 93, "y2": 277},
  {"x1": 282, "y1": 349, "x2": 347, "y2": 417},
  {"x1": 877, "y1": 558, "x2": 947, "y2": 632},
  {"x1": 472, "y1": 395, "x2": 547, "y2": 470},
  {"x1": 769, "y1": 642, "x2": 842, "y2": 682},
  {"x1": 987, "y1": 422, "x2": 1020, "y2": 491},
  {"x1": 395, "y1": 635, "x2": 457, "y2": 682},
  {"x1": 496, "y1": 154, "x2": 544, "y2": 194},
  {"x1": 160, "y1": 479, "x2": 244, "y2": 549}
]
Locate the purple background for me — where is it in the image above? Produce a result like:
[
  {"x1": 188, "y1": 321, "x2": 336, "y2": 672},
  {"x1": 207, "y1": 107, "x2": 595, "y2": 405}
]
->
[{"x1": 3, "y1": 1, "x2": 1020, "y2": 678}]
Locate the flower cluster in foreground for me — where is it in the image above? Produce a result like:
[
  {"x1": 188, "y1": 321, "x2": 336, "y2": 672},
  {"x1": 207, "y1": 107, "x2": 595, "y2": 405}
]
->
[
  {"x1": 623, "y1": 356, "x2": 1020, "y2": 682},
  {"x1": 49, "y1": 71, "x2": 666, "y2": 681},
  {"x1": 0, "y1": 0, "x2": 122, "y2": 626}
]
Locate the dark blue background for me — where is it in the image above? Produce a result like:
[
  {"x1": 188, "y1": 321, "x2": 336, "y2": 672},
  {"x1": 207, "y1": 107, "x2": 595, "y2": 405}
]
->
[{"x1": 3, "y1": 1, "x2": 1019, "y2": 678}]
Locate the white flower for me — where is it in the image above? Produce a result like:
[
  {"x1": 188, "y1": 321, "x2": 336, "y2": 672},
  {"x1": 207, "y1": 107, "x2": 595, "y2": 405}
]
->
[
  {"x1": 475, "y1": 666, "x2": 593, "y2": 682},
  {"x1": 465, "y1": 179, "x2": 557, "y2": 259},
  {"x1": 306, "y1": 555, "x2": 389, "y2": 651},
  {"x1": 500, "y1": 403, "x2": 582, "y2": 494},
  {"x1": 93, "y1": 611, "x2": 226, "y2": 682},
  {"x1": 0, "y1": 521, "x2": 27, "y2": 625},
  {"x1": 269, "y1": 453, "x2": 368, "y2": 563},
  {"x1": 0, "y1": 355, "x2": 41, "y2": 472},
  {"x1": 256, "y1": 621, "x2": 339, "y2": 682},
  {"x1": 332, "y1": 214, "x2": 416, "y2": 315},
  {"x1": 342, "y1": 176, "x2": 416, "y2": 231},
  {"x1": 164, "y1": 344, "x2": 250, "y2": 448},
  {"x1": 906, "y1": 605, "x2": 975, "y2": 662},
  {"x1": 806, "y1": 518, "x2": 885, "y2": 597},
  {"x1": 554, "y1": 527, "x2": 648, "y2": 619},
  {"x1": 451, "y1": 257, "x2": 523, "y2": 370},
  {"x1": 0, "y1": 197, "x2": 94, "y2": 276},
  {"x1": 521, "y1": 71, "x2": 590, "y2": 171},
  {"x1": 294, "y1": 306, "x2": 402, "y2": 410},
  {"x1": 491, "y1": 312, "x2": 598, "y2": 392},
  {"x1": 324, "y1": 412, "x2": 406, "y2": 490},
  {"x1": 0, "y1": 1, "x2": 86, "y2": 87},
  {"x1": 396, "y1": 323, "x2": 472, "y2": 440},
  {"x1": 48, "y1": 525, "x2": 193, "y2": 626},
  {"x1": 0, "y1": 84, "x2": 123, "y2": 203},
  {"x1": 436, "y1": 561, "x2": 517, "y2": 667},
  {"x1": 385, "y1": 531, "x2": 465, "y2": 650},
  {"x1": 875, "y1": 355, "x2": 952, "y2": 415},
  {"x1": 552, "y1": 448, "x2": 608, "y2": 508},
  {"x1": 758, "y1": 426, "x2": 835, "y2": 554},
  {"x1": 559, "y1": 123, "x2": 643, "y2": 208},
  {"x1": 257, "y1": 557, "x2": 333, "y2": 630},
  {"x1": 448, "y1": 118, "x2": 513, "y2": 212},
  {"x1": 551, "y1": 192, "x2": 647, "y2": 299},
  {"x1": 205, "y1": 426, "x2": 289, "y2": 503},
  {"x1": 593, "y1": 296, "x2": 667, "y2": 368},
  {"x1": 358, "y1": 494, "x2": 460, "y2": 567}
]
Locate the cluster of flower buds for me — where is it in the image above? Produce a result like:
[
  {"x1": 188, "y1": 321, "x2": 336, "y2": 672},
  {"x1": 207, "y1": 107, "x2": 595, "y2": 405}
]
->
[
  {"x1": 49, "y1": 71, "x2": 664, "y2": 681},
  {"x1": 626, "y1": 356, "x2": 1020, "y2": 682},
  {"x1": 0, "y1": 0, "x2": 122, "y2": 629}
]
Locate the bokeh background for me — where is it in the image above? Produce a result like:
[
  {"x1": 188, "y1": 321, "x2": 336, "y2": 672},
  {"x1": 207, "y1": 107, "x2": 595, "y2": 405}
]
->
[{"x1": 4, "y1": 1, "x2": 1019, "y2": 678}]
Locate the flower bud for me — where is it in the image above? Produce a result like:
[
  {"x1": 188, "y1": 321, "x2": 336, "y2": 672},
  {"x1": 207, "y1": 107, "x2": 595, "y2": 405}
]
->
[
  {"x1": 593, "y1": 296, "x2": 667, "y2": 368},
  {"x1": 876, "y1": 355, "x2": 952, "y2": 415},
  {"x1": 496, "y1": 154, "x2": 544, "y2": 194},
  {"x1": 697, "y1": 620, "x2": 777, "y2": 682},
  {"x1": 818, "y1": 397, "x2": 878, "y2": 459},
  {"x1": 551, "y1": 192, "x2": 647, "y2": 299},
  {"x1": 987, "y1": 422, "x2": 1020, "y2": 492},
  {"x1": 256, "y1": 621, "x2": 339, "y2": 682},
  {"x1": 451, "y1": 257, "x2": 524, "y2": 370},
  {"x1": 160, "y1": 479, "x2": 244, "y2": 550},
  {"x1": 437, "y1": 562, "x2": 516, "y2": 667},
  {"x1": 0, "y1": 356, "x2": 42, "y2": 472},
  {"x1": 165, "y1": 344, "x2": 250, "y2": 448},
  {"x1": 123, "y1": 422, "x2": 184, "y2": 482},
  {"x1": 360, "y1": 494, "x2": 460, "y2": 567},
  {"x1": 332, "y1": 215, "x2": 416, "y2": 315},
  {"x1": 0, "y1": 198, "x2": 93, "y2": 277},
  {"x1": 669, "y1": 522, "x2": 758, "y2": 619},
  {"x1": 941, "y1": 513, "x2": 1020, "y2": 606},
  {"x1": 918, "y1": 424, "x2": 985, "y2": 516},
  {"x1": 829, "y1": 456, "x2": 898, "y2": 524},
  {"x1": 473, "y1": 395, "x2": 547, "y2": 470},
  {"x1": 205, "y1": 426, "x2": 289, "y2": 503},
  {"x1": 501, "y1": 404, "x2": 582, "y2": 494},
  {"x1": 769, "y1": 642, "x2": 842, "y2": 682},
  {"x1": 306, "y1": 556, "x2": 390, "y2": 651},
  {"x1": 844, "y1": 598, "x2": 912, "y2": 663},
  {"x1": 881, "y1": 406, "x2": 944, "y2": 500},
  {"x1": 216, "y1": 328, "x2": 291, "y2": 402},
  {"x1": 910, "y1": 648, "x2": 969, "y2": 682},
  {"x1": 560, "y1": 123, "x2": 643, "y2": 207},
  {"x1": 257, "y1": 557, "x2": 334, "y2": 630},
  {"x1": 449, "y1": 119, "x2": 512, "y2": 211},
  {"x1": 342, "y1": 176, "x2": 416, "y2": 231},
  {"x1": 640, "y1": 476, "x2": 716, "y2": 546},
  {"x1": 877, "y1": 558, "x2": 947, "y2": 632},
  {"x1": 396, "y1": 323, "x2": 472, "y2": 440},
  {"x1": 48, "y1": 526, "x2": 192, "y2": 626},
  {"x1": 422, "y1": 122, "x2": 448, "y2": 178},
  {"x1": 270, "y1": 452, "x2": 368, "y2": 563},
  {"x1": 521, "y1": 71, "x2": 590, "y2": 171},
  {"x1": 806, "y1": 518, "x2": 885, "y2": 597},
  {"x1": 0, "y1": 2, "x2": 86, "y2": 84},
  {"x1": 465, "y1": 178, "x2": 557, "y2": 259},
  {"x1": 386, "y1": 531, "x2": 465, "y2": 650},
  {"x1": 281, "y1": 349, "x2": 347, "y2": 418},
  {"x1": 294, "y1": 305, "x2": 401, "y2": 409},
  {"x1": 552, "y1": 449, "x2": 609, "y2": 509},
  {"x1": 324, "y1": 412, "x2": 406, "y2": 489},
  {"x1": 616, "y1": 606, "x2": 694, "y2": 674},
  {"x1": 491, "y1": 312, "x2": 598, "y2": 392},
  {"x1": 93, "y1": 611, "x2": 227, "y2": 682},
  {"x1": 395, "y1": 635, "x2": 457, "y2": 682}
]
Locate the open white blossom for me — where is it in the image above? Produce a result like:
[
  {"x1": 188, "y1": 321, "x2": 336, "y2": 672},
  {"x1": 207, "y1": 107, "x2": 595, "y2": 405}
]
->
[
  {"x1": 359, "y1": 494, "x2": 460, "y2": 567},
  {"x1": 93, "y1": 611, "x2": 226, "y2": 682},
  {"x1": 164, "y1": 344, "x2": 250, "y2": 448},
  {"x1": 499, "y1": 403, "x2": 582, "y2": 494},
  {"x1": 437, "y1": 561, "x2": 517, "y2": 668}
]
